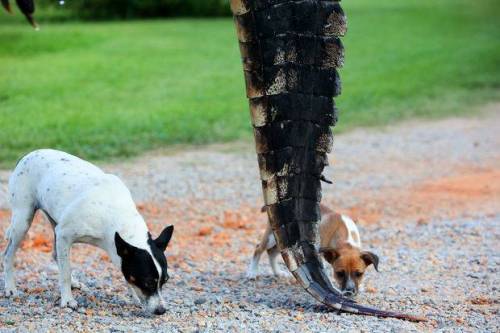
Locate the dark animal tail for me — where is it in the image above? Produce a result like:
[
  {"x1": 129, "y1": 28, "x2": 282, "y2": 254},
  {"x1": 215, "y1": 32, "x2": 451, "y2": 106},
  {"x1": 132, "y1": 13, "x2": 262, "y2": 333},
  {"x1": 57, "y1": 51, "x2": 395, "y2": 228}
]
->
[{"x1": 231, "y1": 0, "x2": 425, "y2": 321}]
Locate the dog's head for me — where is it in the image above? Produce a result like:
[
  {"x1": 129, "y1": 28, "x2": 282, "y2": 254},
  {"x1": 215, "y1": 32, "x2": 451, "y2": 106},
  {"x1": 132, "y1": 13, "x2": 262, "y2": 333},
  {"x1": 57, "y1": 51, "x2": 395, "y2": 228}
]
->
[
  {"x1": 115, "y1": 225, "x2": 174, "y2": 315},
  {"x1": 320, "y1": 245, "x2": 379, "y2": 297}
]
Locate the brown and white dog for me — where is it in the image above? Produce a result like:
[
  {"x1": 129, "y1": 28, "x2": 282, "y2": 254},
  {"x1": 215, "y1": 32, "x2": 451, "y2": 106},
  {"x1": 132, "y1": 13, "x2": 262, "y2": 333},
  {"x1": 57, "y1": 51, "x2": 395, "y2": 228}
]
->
[{"x1": 247, "y1": 204, "x2": 379, "y2": 297}]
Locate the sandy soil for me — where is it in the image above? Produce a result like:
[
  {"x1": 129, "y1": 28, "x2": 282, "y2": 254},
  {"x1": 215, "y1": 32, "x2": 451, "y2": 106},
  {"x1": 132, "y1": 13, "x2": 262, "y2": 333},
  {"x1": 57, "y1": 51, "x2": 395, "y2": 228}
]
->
[{"x1": 0, "y1": 105, "x2": 499, "y2": 332}]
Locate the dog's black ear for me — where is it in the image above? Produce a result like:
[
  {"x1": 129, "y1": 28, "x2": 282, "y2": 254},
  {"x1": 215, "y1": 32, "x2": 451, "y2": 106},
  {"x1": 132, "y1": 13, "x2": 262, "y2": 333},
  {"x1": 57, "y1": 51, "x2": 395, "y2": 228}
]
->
[
  {"x1": 115, "y1": 232, "x2": 135, "y2": 258},
  {"x1": 319, "y1": 247, "x2": 339, "y2": 264},
  {"x1": 361, "y1": 251, "x2": 379, "y2": 272},
  {"x1": 155, "y1": 225, "x2": 174, "y2": 252}
]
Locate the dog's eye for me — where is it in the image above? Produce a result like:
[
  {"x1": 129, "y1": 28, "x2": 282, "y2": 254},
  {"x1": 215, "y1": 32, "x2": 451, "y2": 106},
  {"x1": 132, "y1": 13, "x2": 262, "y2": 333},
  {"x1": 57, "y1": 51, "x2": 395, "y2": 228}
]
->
[
  {"x1": 354, "y1": 271, "x2": 363, "y2": 278},
  {"x1": 335, "y1": 271, "x2": 345, "y2": 279}
]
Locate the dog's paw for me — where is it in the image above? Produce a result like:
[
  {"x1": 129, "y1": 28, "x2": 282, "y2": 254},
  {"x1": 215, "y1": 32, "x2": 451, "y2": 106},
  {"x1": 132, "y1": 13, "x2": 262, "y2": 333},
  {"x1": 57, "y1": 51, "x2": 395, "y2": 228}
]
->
[
  {"x1": 273, "y1": 270, "x2": 290, "y2": 279},
  {"x1": 60, "y1": 297, "x2": 78, "y2": 309},
  {"x1": 245, "y1": 270, "x2": 258, "y2": 280}
]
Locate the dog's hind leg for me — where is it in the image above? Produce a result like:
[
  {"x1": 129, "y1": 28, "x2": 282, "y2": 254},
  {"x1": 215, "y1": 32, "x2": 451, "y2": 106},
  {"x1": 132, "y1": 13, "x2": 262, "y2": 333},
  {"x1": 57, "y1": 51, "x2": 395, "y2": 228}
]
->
[
  {"x1": 3, "y1": 207, "x2": 35, "y2": 297},
  {"x1": 267, "y1": 245, "x2": 287, "y2": 278},
  {"x1": 246, "y1": 224, "x2": 273, "y2": 279},
  {"x1": 55, "y1": 229, "x2": 78, "y2": 309}
]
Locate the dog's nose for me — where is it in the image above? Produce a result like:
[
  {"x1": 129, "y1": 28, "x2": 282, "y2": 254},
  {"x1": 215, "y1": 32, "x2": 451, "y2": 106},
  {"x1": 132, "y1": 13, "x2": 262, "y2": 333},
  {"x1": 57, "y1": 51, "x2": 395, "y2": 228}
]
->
[
  {"x1": 154, "y1": 306, "x2": 166, "y2": 315},
  {"x1": 343, "y1": 288, "x2": 355, "y2": 297}
]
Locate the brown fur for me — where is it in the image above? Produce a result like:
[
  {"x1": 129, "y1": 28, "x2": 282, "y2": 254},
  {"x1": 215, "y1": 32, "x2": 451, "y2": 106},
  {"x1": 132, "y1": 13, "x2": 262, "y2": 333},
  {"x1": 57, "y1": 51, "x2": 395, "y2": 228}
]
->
[
  {"x1": 319, "y1": 210, "x2": 379, "y2": 295},
  {"x1": 253, "y1": 204, "x2": 379, "y2": 296},
  {"x1": 322, "y1": 243, "x2": 375, "y2": 293},
  {"x1": 319, "y1": 212, "x2": 349, "y2": 248}
]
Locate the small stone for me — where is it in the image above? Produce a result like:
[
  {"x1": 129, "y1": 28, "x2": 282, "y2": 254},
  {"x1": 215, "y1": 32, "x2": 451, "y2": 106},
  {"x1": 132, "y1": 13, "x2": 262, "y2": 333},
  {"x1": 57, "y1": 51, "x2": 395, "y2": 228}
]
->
[
  {"x1": 417, "y1": 218, "x2": 429, "y2": 226},
  {"x1": 194, "y1": 298, "x2": 207, "y2": 305}
]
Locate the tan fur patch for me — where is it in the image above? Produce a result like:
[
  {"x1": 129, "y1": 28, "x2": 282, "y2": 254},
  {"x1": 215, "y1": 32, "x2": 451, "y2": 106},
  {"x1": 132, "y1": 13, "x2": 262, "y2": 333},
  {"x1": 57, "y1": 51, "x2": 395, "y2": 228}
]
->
[
  {"x1": 334, "y1": 246, "x2": 366, "y2": 272},
  {"x1": 331, "y1": 244, "x2": 368, "y2": 290},
  {"x1": 319, "y1": 213, "x2": 348, "y2": 249}
]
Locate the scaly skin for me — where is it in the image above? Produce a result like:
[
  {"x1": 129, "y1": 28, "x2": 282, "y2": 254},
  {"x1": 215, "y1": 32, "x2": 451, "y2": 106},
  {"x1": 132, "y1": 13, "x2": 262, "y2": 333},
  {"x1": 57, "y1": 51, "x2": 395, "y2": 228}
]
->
[{"x1": 230, "y1": 0, "x2": 424, "y2": 321}]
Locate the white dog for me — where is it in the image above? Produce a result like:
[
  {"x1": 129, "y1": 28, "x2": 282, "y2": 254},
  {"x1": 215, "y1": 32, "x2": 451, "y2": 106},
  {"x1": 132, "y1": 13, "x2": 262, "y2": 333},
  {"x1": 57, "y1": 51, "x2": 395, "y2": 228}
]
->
[{"x1": 3, "y1": 149, "x2": 174, "y2": 315}]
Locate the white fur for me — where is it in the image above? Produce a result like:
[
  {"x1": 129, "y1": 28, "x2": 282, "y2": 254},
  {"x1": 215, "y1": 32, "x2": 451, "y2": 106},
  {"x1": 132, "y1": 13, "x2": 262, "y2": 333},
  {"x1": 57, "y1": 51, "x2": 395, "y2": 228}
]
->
[
  {"x1": 246, "y1": 230, "x2": 287, "y2": 279},
  {"x1": 340, "y1": 214, "x2": 361, "y2": 248},
  {"x1": 3, "y1": 149, "x2": 163, "y2": 312}
]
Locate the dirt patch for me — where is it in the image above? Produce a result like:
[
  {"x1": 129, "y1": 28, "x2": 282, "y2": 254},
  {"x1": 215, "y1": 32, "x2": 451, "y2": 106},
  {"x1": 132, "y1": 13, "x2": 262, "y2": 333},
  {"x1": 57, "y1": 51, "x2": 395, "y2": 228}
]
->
[
  {"x1": 0, "y1": 111, "x2": 499, "y2": 331},
  {"x1": 335, "y1": 166, "x2": 500, "y2": 226}
]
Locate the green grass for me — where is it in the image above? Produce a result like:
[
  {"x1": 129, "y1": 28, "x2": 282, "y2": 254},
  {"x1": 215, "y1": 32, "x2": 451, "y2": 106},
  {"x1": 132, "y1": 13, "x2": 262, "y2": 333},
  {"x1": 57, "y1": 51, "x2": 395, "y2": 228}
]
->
[{"x1": 0, "y1": 0, "x2": 499, "y2": 166}]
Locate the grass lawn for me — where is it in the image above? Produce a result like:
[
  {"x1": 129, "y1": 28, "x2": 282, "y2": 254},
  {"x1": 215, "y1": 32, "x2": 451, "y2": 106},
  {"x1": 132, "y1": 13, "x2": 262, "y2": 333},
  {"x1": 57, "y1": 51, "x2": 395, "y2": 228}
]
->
[{"x1": 0, "y1": 0, "x2": 499, "y2": 166}]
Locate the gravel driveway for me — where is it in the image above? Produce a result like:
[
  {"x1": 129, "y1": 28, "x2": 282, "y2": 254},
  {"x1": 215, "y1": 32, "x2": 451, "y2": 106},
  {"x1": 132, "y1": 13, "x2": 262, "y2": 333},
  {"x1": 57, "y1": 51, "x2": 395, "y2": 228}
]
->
[{"x1": 0, "y1": 105, "x2": 499, "y2": 332}]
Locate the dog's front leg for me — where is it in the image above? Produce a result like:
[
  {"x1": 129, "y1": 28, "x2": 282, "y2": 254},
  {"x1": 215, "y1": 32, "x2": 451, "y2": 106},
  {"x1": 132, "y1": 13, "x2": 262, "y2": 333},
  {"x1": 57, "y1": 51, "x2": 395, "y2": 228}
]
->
[{"x1": 55, "y1": 233, "x2": 78, "y2": 309}]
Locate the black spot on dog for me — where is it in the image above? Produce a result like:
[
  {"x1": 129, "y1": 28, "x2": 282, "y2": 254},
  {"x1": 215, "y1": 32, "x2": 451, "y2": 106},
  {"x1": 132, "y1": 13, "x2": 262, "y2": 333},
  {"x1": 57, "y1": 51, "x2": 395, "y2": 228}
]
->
[
  {"x1": 115, "y1": 226, "x2": 174, "y2": 297},
  {"x1": 115, "y1": 233, "x2": 161, "y2": 297},
  {"x1": 148, "y1": 225, "x2": 174, "y2": 287}
]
